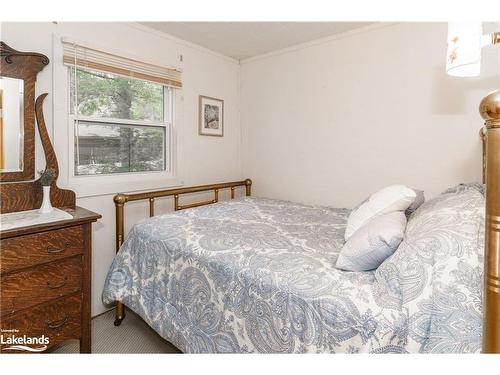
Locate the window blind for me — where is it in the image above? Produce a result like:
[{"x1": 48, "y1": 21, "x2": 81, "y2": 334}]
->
[{"x1": 62, "y1": 39, "x2": 182, "y2": 88}]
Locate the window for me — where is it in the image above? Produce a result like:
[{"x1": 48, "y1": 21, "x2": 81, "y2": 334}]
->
[{"x1": 70, "y1": 68, "x2": 172, "y2": 176}]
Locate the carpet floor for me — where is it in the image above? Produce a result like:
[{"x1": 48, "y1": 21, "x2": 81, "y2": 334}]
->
[{"x1": 49, "y1": 309, "x2": 181, "y2": 354}]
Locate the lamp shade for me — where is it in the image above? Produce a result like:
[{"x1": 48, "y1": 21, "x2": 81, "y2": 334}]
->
[{"x1": 446, "y1": 22, "x2": 483, "y2": 77}]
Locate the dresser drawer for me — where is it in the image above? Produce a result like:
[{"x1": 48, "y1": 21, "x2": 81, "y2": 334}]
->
[
  {"x1": 0, "y1": 226, "x2": 83, "y2": 274},
  {"x1": 0, "y1": 257, "x2": 82, "y2": 316},
  {"x1": 0, "y1": 294, "x2": 82, "y2": 353}
]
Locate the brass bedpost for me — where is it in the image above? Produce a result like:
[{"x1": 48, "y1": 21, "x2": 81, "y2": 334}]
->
[
  {"x1": 174, "y1": 194, "x2": 179, "y2": 211},
  {"x1": 245, "y1": 178, "x2": 252, "y2": 196},
  {"x1": 480, "y1": 90, "x2": 500, "y2": 353},
  {"x1": 149, "y1": 197, "x2": 155, "y2": 217},
  {"x1": 113, "y1": 193, "x2": 127, "y2": 326}
]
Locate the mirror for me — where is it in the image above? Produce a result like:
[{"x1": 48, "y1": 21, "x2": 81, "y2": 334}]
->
[
  {"x1": 0, "y1": 41, "x2": 49, "y2": 182},
  {"x1": 0, "y1": 77, "x2": 24, "y2": 172}
]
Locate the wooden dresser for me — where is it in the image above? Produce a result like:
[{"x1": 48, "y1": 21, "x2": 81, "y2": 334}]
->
[
  {"x1": 0, "y1": 42, "x2": 101, "y2": 353},
  {"x1": 0, "y1": 207, "x2": 101, "y2": 353}
]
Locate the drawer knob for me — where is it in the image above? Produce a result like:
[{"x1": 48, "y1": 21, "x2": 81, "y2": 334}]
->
[
  {"x1": 47, "y1": 242, "x2": 71, "y2": 254},
  {"x1": 46, "y1": 315, "x2": 69, "y2": 329},
  {"x1": 47, "y1": 276, "x2": 68, "y2": 289}
]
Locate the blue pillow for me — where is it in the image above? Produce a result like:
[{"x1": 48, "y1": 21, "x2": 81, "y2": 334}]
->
[{"x1": 336, "y1": 211, "x2": 407, "y2": 271}]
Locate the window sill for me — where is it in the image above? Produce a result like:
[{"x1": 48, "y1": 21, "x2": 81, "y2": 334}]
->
[{"x1": 68, "y1": 172, "x2": 182, "y2": 198}]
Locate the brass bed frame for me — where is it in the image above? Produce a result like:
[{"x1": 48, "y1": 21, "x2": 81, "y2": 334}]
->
[
  {"x1": 112, "y1": 179, "x2": 252, "y2": 327},
  {"x1": 113, "y1": 92, "x2": 500, "y2": 353}
]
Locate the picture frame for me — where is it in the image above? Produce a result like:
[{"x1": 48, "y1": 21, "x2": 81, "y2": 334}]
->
[{"x1": 199, "y1": 95, "x2": 224, "y2": 137}]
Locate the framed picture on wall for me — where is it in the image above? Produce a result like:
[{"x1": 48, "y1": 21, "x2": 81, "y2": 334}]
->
[{"x1": 199, "y1": 95, "x2": 224, "y2": 137}]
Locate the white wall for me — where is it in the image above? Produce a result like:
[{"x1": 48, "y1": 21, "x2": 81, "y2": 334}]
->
[
  {"x1": 240, "y1": 22, "x2": 500, "y2": 208},
  {"x1": 0, "y1": 22, "x2": 242, "y2": 316}
]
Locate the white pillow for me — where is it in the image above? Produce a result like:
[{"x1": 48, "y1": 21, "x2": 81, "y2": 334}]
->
[
  {"x1": 345, "y1": 184, "x2": 416, "y2": 240},
  {"x1": 336, "y1": 211, "x2": 407, "y2": 271}
]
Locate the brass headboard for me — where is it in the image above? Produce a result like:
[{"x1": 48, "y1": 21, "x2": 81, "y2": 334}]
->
[
  {"x1": 112, "y1": 178, "x2": 252, "y2": 326},
  {"x1": 480, "y1": 91, "x2": 500, "y2": 353}
]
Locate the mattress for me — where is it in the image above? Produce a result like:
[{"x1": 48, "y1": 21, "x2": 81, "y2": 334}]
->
[{"x1": 102, "y1": 188, "x2": 485, "y2": 353}]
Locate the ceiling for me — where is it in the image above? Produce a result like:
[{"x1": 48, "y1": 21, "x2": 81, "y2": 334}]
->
[{"x1": 139, "y1": 22, "x2": 373, "y2": 60}]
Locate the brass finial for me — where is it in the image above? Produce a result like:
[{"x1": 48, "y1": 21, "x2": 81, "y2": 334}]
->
[
  {"x1": 114, "y1": 193, "x2": 127, "y2": 204},
  {"x1": 479, "y1": 90, "x2": 500, "y2": 122}
]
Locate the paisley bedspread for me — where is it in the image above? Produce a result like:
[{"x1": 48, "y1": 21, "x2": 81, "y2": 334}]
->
[{"x1": 102, "y1": 187, "x2": 485, "y2": 353}]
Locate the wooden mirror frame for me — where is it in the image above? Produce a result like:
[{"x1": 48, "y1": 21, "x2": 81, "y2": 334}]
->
[
  {"x1": 0, "y1": 42, "x2": 49, "y2": 182},
  {"x1": 0, "y1": 42, "x2": 75, "y2": 214}
]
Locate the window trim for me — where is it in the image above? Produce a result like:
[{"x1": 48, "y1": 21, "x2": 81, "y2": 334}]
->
[{"x1": 66, "y1": 68, "x2": 179, "y2": 198}]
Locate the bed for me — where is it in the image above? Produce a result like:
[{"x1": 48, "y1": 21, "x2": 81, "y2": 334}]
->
[
  {"x1": 102, "y1": 92, "x2": 500, "y2": 353},
  {"x1": 102, "y1": 183, "x2": 485, "y2": 353}
]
